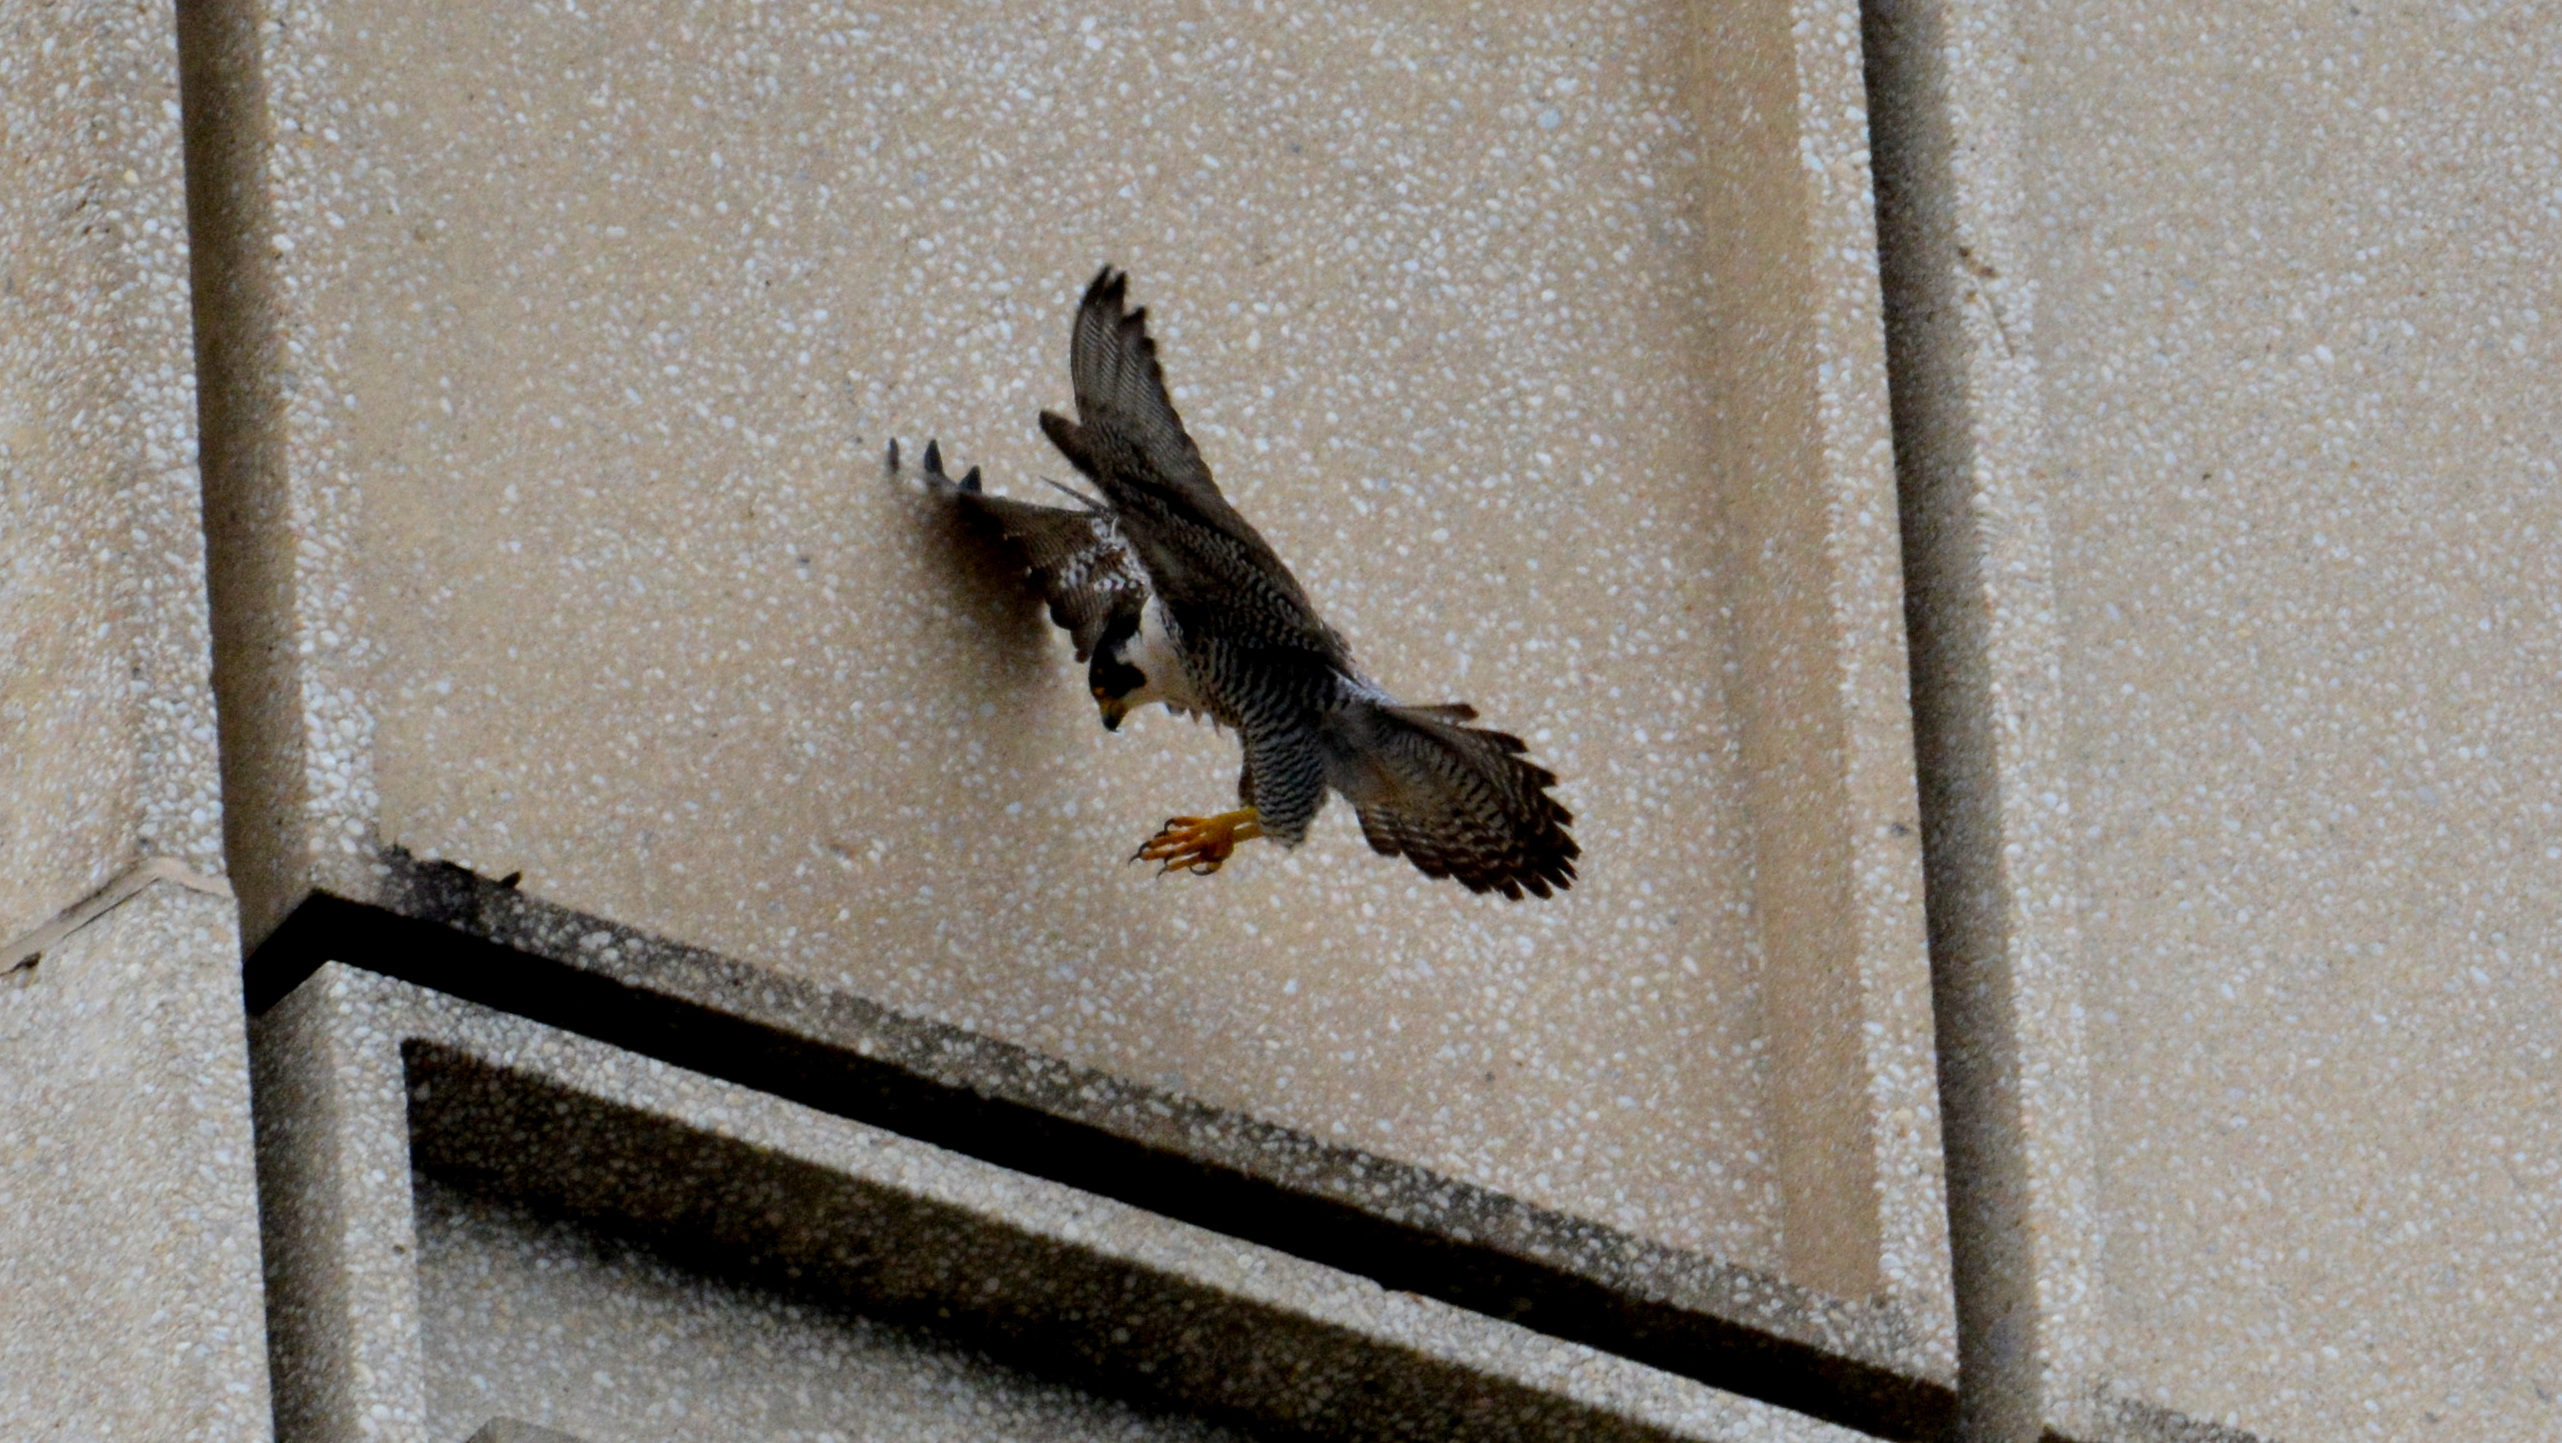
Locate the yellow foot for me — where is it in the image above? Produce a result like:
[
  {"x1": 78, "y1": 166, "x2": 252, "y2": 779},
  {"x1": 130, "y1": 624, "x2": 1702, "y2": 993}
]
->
[{"x1": 1133, "y1": 807, "x2": 1265, "y2": 877}]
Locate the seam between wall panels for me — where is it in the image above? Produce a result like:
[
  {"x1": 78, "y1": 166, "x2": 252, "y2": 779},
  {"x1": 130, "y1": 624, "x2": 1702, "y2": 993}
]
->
[
  {"x1": 179, "y1": 0, "x2": 307, "y2": 949},
  {"x1": 1857, "y1": 1, "x2": 2102, "y2": 1441},
  {"x1": 4, "y1": 856, "x2": 236, "y2": 976},
  {"x1": 181, "y1": 0, "x2": 384, "y2": 947},
  {"x1": 117, "y1": 5, "x2": 234, "y2": 889}
]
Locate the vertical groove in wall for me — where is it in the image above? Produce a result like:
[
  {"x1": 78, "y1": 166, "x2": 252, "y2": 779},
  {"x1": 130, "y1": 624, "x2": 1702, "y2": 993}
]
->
[
  {"x1": 1690, "y1": 0, "x2": 1888, "y2": 1306},
  {"x1": 177, "y1": 0, "x2": 303, "y2": 950},
  {"x1": 1857, "y1": 2, "x2": 2041, "y2": 1440}
]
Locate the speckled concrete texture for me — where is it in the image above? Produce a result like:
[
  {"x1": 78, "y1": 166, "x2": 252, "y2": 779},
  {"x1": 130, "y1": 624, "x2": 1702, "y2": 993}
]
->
[
  {"x1": 0, "y1": 0, "x2": 224, "y2": 940},
  {"x1": 464, "y1": 1422, "x2": 591, "y2": 1443},
  {"x1": 464, "y1": 1423, "x2": 590, "y2": 1443},
  {"x1": 252, "y1": 963, "x2": 436, "y2": 1442},
  {"x1": 0, "y1": 2, "x2": 264, "y2": 1434},
  {"x1": 212, "y1": 0, "x2": 1948, "y2": 1360},
  {"x1": 1870, "y1": 0, "x2": 2562, "y2": 1439},
  {"x1": 259, "y1": 963, "x2": 1889, "y2": 1442},
  {"x1": 0, "y1": 882, "x2": 270, "y2": 1440},
  {"x1": 419, "y1": 1182, "x2": 1249, "y2": 1443}
]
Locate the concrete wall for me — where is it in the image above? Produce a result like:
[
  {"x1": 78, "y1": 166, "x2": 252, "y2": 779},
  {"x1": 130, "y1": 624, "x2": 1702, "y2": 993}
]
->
[
  {"x1": 0, "y1": 0, "x2": 265, "y2": 1435},
  {"x1": 5, "y1": 0, "x2": 2557, "y2": 1438},
  {"x1": 0, "y1": 0, "x2": 223, "y2": 936},
  {"x1": 194, "y1": 0, "x2": 1954, "y2": 1393},
  {"x1": 0, "y1": 884, "x2": 266, "y2": 1439},
  {"x1": 1869, "y1": 0, "x2": 2562, "y2": 1437}
]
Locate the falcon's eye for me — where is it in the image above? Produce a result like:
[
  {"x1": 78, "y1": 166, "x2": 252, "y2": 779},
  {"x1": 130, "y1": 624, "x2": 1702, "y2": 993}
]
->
[
  {"x1": 1089, "y1": 655, "x2": 1147, "y2": 732},
  {"x1": 1090, "y1": 652, "x2": 1146, "y2": 700}
]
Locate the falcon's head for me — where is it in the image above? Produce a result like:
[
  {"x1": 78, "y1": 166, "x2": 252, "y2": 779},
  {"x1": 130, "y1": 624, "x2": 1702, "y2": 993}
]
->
[
  {"x1": 1089, "y1": 628, "x2": 1150, "y2": 731},
  {"x1": 1087, "y1": 607, "x2": 1195, "y2": 730}
]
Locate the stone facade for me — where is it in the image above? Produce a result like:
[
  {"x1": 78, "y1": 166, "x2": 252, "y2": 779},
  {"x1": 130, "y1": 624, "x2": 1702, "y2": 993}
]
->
[{"x1": 3, "y1": 0, "x2": 2555, "y2": 1439}]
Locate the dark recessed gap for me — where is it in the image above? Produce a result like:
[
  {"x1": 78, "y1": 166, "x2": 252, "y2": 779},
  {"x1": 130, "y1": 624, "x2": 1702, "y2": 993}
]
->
[{"x1": 407, "y1": 1041, "x2": 1703, "y2": 1442}]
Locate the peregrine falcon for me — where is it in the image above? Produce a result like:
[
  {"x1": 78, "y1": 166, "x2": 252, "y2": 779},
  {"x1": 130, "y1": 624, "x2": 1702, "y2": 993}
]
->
[{"x1": 895, "y1": 267, "x2": 1578, "y2": 900}]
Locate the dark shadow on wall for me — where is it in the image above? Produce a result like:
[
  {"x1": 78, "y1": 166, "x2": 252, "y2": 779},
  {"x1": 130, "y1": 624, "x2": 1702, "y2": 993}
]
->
[{"x1": 410, "y1": 1043, "x2": 1677, "y2": 1441}]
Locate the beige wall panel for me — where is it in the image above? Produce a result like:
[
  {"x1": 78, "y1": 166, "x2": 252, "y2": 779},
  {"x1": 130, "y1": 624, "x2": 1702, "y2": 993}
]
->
[
  {"x1": 0, "y1": 883, "x2": 269, "y2": 1440},
  {"x1": 1884, "y1": 0, "x2": 2562, "y2": 1436},
  {"x1": 2029, "y1": 6, "x2": 2562, "y2": 1438},
  {"x1": 0, "y1": 2, "x2": 264, "y2": 1433},
  {"x1": 240, "y1": 0, "x2": 1945, "y2": 1349},
  {"x1": 0, "y1": 0, "x2": 224, "y2": 939},
  {"x1": 416, "y1": 1180, "x2": 1250, "y2": 1442}
]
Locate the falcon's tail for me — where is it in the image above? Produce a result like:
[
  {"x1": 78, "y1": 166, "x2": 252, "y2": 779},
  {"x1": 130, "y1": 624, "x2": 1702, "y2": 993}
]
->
[{"x1": 1328, "y1": 699, "x2": 1579, "y2": 900}]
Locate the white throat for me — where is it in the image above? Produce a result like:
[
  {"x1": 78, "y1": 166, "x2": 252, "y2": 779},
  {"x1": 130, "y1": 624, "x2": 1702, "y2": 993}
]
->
[{"x1": 1127, "y1": 598, "x2": 1205, "y2": 717}]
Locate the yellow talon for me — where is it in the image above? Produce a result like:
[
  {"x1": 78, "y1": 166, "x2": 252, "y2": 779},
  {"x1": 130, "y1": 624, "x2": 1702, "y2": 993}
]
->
[{"x1": 1133, "y1": 807, "x2": 1265, "y2": 877}]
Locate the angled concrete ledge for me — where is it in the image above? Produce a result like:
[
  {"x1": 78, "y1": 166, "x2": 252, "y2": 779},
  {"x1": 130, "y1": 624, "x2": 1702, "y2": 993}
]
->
[
  {"x1": 248, "y1": 855, "x2": 1955, "y2": 1440},
  {"x1": 254, "y1": 963, "x2": 1885, "y2": 1442},
  {"x1": 5, "y1": 855, "x2": 233, "y2": 976}
]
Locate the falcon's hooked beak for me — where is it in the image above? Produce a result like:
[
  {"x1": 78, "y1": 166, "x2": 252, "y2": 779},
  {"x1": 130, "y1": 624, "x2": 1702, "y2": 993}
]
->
[
  {"x1": 1089, "y1": 640, "x2": 1150, "y2": 731},
  {"x1": 1095, "y1": 689, "x2": 1131, "y2": 731}
]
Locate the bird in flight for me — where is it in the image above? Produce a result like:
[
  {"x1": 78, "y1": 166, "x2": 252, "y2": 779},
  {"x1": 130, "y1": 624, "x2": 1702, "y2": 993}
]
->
[{"x1": 894, "y1": 267, "x2": 1577, "y2": 899}]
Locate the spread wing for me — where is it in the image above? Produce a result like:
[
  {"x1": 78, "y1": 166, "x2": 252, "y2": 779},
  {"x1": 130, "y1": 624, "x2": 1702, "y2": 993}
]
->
[
  {"x1": 890, "y1": 438, "x2": 1147, "y2": 662},
  {"x1": 1036, "y1": 268, "x2": 1228, "y2": 528},
  {"x1": 1327, "y1": 699, "x2": 1580, "y2": 900},
  {"x1": 1035, "y1": 268, "x2": 1334, "y2": 655}
]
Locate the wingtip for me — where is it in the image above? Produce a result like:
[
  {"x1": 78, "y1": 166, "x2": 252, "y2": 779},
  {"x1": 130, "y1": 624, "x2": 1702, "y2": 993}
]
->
[
  {"x1": 890, "y1": 436, "x2": 983, "y2": 498},
  {"x1": 1039, "y1": 409, "x2": 1099, "y2": 477}
]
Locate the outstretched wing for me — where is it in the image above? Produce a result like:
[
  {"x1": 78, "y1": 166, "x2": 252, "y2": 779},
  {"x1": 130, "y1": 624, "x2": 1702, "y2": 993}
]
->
[
  {"x1": 1327, "y1": 699, "x2": 1580, "y2": 900},
  {"x1": 890, "y1": 438, "x2": 1147, "y2": 661},
  {"x1": 1035, "y1": 269, "x2": 1326, "y2": 620},
  {"x1": 1037, "y1": 268, "x2": 1223, "y2": 517}
]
